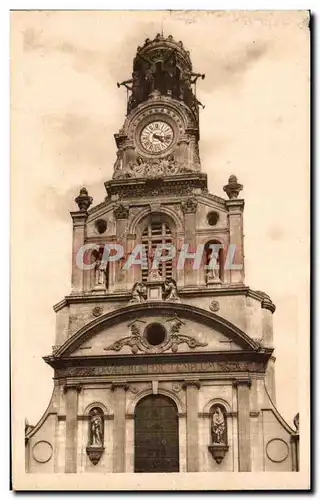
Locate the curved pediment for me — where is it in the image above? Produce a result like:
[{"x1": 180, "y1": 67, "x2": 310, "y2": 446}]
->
[{"x1": 53, "y1": 302, "x2": 262, "y2": 358}]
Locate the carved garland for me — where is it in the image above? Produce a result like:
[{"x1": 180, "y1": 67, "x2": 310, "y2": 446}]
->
[{"x1": 104, "y1": 315, "x2": 208, "y2": 354}]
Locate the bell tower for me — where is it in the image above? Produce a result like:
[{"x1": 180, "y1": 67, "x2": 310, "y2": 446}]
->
[
  {"x1": 114, "y1": 33, "x2": 204, "y2": 177},
  {"x1": 110, "y1": 34, "x2": 205, "y2": 186},
  {"x1": 25, "y1": 33, "x2": 299, "y2": 476}
]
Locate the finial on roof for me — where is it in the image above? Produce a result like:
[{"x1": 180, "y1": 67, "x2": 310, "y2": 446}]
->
[
  {"x1": 223, "y1": 175, "x2": 243, "y2": 199},
  {"x1": 75, "y1": 186, "x2": 93, "y2": 212}
]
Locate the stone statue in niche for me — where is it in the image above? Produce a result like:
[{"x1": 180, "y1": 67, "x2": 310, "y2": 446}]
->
[
  {"x1": 208, "y1": 404, "x2": 229, "y2": 464},
  {"x1": 95, "y1": 257, "x2": 108, "y2": 287},
  {"x1": 86, "y1": 407, "x2": 105, "y2": 465},
  {"x1": 211, "y1": 259, "x2": 220, "y2": 281},
  {"x1": 206, "y1": 249, "x2": 221, "y2": 283},
  {"x1": 90, "y1": 408, "x2": 103, "y2": 447},
  {"x1": 211, "y1": 405, "x2": 227, "y2": 445}
]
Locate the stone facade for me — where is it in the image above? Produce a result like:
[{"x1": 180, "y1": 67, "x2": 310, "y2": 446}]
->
[{"x1": 25, "y1": 33, "x2": 299, "y2": 474}]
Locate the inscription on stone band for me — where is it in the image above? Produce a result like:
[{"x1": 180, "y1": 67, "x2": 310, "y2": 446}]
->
[{"x1": 55, "y1": 361, "x2": 265, "y2": 378}]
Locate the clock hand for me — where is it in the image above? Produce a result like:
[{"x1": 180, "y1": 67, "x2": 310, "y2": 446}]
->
[{"x1": 153, "y1": 133, "x2": 165, "y2": 143}]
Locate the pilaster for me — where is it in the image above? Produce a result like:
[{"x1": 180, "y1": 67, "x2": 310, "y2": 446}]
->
[
  {"x1": 183, "y1": 380, "x2": 200, "y2": 472},
  {"x1": 64, "y1": 385, "x2": 81, "y2": 473},
  {"x1": 181, "y1": 199, "x2": 198, "y2": 287},
  {"x1": 111, "y1": 381, "x2": 129, "y2": 472},
  {"x1": 114, "y1": 205, "x2": 129, "y2": 291},
  {"x1": 226, "y1": 199, "x2": 245, "y2": 284},
  {"x1": 233, "y1": 379, "x2": 251, "y2": 472},
  {"x1": 70, "y1": 211, "x2": 88, "y2": 293}
]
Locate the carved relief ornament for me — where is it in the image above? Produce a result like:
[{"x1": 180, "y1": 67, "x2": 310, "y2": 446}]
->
[
  {"x1": 104, "y1": 315, "x2": 207, "y2": 354},
  {"x1": 181, "y1": 198, "x2": 198, "y2": 214}
]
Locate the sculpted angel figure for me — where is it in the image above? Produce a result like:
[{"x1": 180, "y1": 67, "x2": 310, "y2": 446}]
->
[
  {"x1": 211, "y1": 406, "x2": 226, "y2": 444},
  {"x1": 130, "y1": 282, "x2": 147, "y2": 303},
  {"x1": 90, "y1": 409, "x2": 103, "y2": 447},
  {"x1": 113, "y1": 150, "x2": 123, "y2": 179},
  {"x1": 164, "y1": 278, "x2": 179, "y2": 302}
]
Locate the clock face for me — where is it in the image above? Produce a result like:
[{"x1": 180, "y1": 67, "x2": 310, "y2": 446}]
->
[{"x1": 140, "y1": 121, "x2": 174, "y2": 154}]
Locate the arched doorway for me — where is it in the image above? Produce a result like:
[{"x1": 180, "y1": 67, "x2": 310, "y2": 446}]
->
[{"x1": 134, "y1": 395, "x2": 179, "y2": 473}]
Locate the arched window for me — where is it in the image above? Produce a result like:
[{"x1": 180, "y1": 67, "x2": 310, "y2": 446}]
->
[
  {"x1": 141, "y1": 216, "x2": 173, "y2": 282},
  {"x1": 204, "y1": 240, "x2": 224, "y2": 284}
]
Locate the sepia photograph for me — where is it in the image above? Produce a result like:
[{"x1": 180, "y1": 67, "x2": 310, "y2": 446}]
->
[{"x1": 11, "y1": 9, "x2": 310, "y2": 490}]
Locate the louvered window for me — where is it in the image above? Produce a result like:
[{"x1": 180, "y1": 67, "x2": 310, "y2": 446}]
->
[{"x1": 141, "y1": 220, "x2": 173, "y2": 282}]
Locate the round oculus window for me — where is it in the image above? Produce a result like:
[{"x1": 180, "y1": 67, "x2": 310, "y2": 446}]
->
[
  {"x1": 144, "y1": 323, "x2": 167, "y2": 346},
  {"x1": 207, "y1": 211, "x2": 220, "y2": 226},
  {"x1": 94, "y1": 219, "x2": 107, "y2": 234}
]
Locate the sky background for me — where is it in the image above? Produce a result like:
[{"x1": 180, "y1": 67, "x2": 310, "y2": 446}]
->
[{"x1": 11, "y1": 10, "x2": 309, "y2": 426}]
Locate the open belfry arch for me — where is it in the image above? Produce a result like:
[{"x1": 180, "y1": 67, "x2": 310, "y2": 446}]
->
[{"x1": 25, "y1": 33, "x2": 299, "y2": 473}]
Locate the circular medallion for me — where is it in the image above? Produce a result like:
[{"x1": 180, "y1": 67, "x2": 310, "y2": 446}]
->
[
  {"x1": 266, "y1": 438, "x2": 289, "y2": 463},
  {"x1": 32, "y1": 441, "x2": 53, "y2": 463},
  {"x1": 209, "y1": 300, "x2": 220, "y2": 313},
  {"x1": 172, "y1": 383, "x2": 182, "y2": 393},
  {"x1": 140, "y1": 121, "x2": 174, "y2": 154},
  {"x1": 92, "y1": 306, "x2": 103, "y2": 317}
]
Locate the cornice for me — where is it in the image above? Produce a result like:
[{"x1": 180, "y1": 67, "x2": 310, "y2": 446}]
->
[
  {"x1": 104, "y1": 173, "x2": 208, "y2": 199},
  {"x1": 52, "y1": 286, "x2": 275, "y2": 313},
  {"x1": 86, "y1": 199, "x2": 113, "y2": 219},
  {"x1": 198, "y1": 192, "x2": 227, "y2": 209},
  {"x1": 45, "y1": 348, "x2": 273, "y2": 370}
]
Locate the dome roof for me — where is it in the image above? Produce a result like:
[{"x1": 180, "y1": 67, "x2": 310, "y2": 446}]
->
[{"x1": 134, "y1": 33, "x2": 192, "y2": 71}]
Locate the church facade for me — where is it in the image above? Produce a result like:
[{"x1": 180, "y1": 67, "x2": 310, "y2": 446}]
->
[{"x1": 25, "y1": 34, "x2": 299, "y2": 474}]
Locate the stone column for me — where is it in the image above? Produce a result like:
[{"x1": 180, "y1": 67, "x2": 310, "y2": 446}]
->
[
  {"x1": 225, "y1": 199, "x2": 245, "y2": 284},
  {"x1": 181, "y1": 199, "x2": 198, "y2": 288},
  {"x1": 70, "y1": 211, "x2": 88, "y2": 293},
  {"x1": 64, "y1": 385, "x2": 81, "y2": 473},
  {"x1": 183, "y1": 380, "x2": 200, "y2": 472},
  {"x1": 112, "y1": 382, "x2": 128, "y2": 472},
  {"x1": 233, "y1": 379, "x2": 251, "y2": 472},
  {"x1": 114, "y1": 204, "x2": 129, "y2": 291}
]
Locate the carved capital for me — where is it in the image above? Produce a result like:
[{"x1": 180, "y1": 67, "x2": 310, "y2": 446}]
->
[
  {"x1": 181, "y1": 198, "x2": 198, "y2": 214},
  {"x1": 111, "y1": 381, "x2": 129, "y2": 391},
  {"x1": 182, "y1": 379, "x2": 201, "y2": 389},
  {"x1": 70, "y1": 210, "x2": 89, "y2": 227},
  {"x1": 232, "y1": 378, "x2": 252, "y2": 388},
  {"x1": 114, "y1": 204, "x2": 129, "y2": 220},
  {"x1": 63, "y1": 384, "x2": 82, "y2": 394}
]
